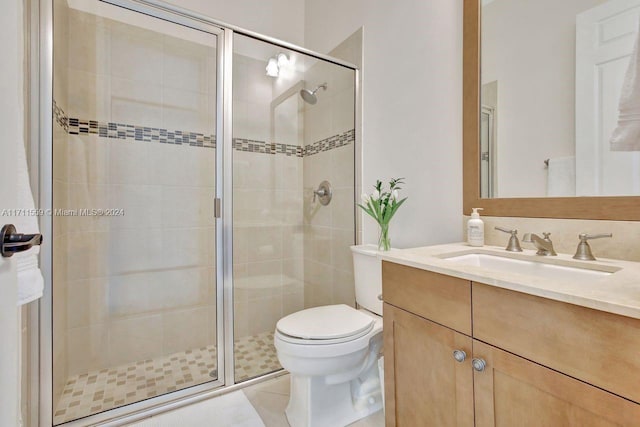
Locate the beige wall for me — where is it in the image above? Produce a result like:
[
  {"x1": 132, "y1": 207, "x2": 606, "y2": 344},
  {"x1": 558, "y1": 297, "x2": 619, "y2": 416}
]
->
[
  {"x1": 302, "y1": 143, "x2": 356, "y2": 307},
  {"x1": 482, "y1": 0, "x2": 606, "y2": 197}
]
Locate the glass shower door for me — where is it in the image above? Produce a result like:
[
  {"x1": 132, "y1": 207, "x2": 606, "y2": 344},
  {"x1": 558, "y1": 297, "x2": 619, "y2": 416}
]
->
[
  {"x1": 51, "y1": 0, "x2": 222, "y2": 423},
  {"x1": 231, "y1": 33, "x2": 356, "y2": 382}
]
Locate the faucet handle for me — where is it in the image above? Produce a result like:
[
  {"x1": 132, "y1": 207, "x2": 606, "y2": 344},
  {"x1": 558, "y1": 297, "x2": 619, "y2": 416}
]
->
[
  {"x1": 578, "y1": 233, "x2": 612, "y2": 241},
  {"x1": 573, "y1": 233, "x2": 612, "y2": 261},
  {"x1": 542, "y1": 232, "x2": 551, "y2": 241},
  {"x1": 495, "y1": 226, "x2": 517, "y2": 235},
  {"x1": 494, "y1": 227, "x2": 523, "y2": 252}
]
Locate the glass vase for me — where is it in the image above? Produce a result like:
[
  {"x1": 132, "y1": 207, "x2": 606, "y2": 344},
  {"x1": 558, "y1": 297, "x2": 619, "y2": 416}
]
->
[{"x1": 378, "y1": 223, "x2": 391, "y2": 251}]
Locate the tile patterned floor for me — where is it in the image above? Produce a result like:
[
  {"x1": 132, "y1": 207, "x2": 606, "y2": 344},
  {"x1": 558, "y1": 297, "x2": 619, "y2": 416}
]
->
[
  {"x1": 54, "y1": 331, "x2": 281, "y2": 425},
  {"x1": 234, "y1": 332, "x2": 282, "y2": 383}
]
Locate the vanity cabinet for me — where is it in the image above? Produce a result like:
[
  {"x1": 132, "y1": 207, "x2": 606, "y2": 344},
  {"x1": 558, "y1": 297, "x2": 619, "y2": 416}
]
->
[
  {"x1": 383, "y1": 304, "x2": 473, "y2": 426},
  {"x1": 473, "y1": 340, "x2": 640, "y2": 426},
  {"x1": 382, "y1": 261, "x2": 640, "y2": 426}
]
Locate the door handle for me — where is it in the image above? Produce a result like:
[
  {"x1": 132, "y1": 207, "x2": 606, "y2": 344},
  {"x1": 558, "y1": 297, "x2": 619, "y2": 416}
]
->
[{"x1": 1, "y1": 224, "x2": 43, "y2": 257}]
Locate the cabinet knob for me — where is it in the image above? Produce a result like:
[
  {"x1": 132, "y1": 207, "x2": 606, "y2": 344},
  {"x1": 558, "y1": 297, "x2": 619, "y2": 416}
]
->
[
  {"x1": 472, "y1": 358, "x2": 487, "y2": 372},
  {"x1": 453, "y1": 350, "x2": 467, "y2": 363}
]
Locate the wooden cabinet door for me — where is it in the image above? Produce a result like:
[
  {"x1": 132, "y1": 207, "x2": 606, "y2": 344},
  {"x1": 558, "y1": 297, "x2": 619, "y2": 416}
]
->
[
  {"x1": 383, "y1": 303, "x2": 473, "y2": 427},
  {"x1": 473, "y1": 340, "x2": 640, "y2": 427}
]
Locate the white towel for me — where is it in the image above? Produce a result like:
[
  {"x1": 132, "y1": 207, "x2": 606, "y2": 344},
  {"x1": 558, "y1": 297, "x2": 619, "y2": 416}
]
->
[
  {"x1": 610, "y1": 20, "x2": 640, "y2": 151},
  {"x1": 547, "y1": 156, "x2": 576, "y2": 197},
  {"x1": 15, "y1": 137, "x2": 44, "y2": 306}
]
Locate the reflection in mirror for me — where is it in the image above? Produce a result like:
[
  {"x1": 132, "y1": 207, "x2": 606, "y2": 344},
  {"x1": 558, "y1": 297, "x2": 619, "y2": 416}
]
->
[{"x1": 480, "y1": 0, "x2": 640, "y2": 198}]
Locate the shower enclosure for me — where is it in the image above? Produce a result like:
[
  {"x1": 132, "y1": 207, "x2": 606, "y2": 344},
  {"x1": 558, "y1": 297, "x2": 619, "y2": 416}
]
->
[{"x1": 41, "y1": 0, "x2": 357, "y2": 425}]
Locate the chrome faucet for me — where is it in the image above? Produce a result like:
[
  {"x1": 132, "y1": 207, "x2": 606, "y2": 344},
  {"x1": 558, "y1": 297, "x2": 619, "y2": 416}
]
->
[{"x1": 522, "y1": 232, "x2": 557, "y2": 256}]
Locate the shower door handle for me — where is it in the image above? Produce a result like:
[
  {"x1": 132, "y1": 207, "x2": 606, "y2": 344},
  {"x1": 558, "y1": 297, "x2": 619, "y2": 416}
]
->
[{"x1": 1, "y1": 224, "x2": 43, "y2": 257}]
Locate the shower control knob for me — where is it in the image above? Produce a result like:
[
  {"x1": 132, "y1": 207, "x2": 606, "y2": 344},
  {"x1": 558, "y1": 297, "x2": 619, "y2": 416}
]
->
[
  {"x1": 312, "y1": 181, "x2": 332, "y2": 206},
  {"x1": 453, "y1": 350, "x2": 466, "y2": 363},
  {"x1": 472, "y1": 358, "x2": 487, "y2": 372}
]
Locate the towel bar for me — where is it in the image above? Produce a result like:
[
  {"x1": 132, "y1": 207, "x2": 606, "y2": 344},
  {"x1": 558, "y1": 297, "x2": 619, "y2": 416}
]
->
[{"x1": 1, "y1": 224, "x2": 43, "y2": 258}]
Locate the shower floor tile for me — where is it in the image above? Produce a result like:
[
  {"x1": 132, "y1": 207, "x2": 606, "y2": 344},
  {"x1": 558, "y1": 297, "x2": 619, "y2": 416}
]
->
[{"x1": 54, "y1": 331, "x2": 281, "y2": 425}]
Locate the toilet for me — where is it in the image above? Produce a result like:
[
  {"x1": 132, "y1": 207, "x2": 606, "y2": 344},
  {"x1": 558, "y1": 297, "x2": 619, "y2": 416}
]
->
[{"x1": 274, "y1": 244, "x2": 384, "y2": 427}]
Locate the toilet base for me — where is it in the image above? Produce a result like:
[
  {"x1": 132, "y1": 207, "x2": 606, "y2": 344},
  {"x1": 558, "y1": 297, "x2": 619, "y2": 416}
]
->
[{"x1": 285, "y1": 360, "x2": 383, "y2": 427}]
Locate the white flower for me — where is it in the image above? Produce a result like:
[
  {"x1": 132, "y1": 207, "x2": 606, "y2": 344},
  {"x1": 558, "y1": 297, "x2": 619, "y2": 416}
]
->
[
  {"x1": 372, "y1": 190, "x2": 380, "y2": 200},
  {"x1": 392, "y1": 189, "x2": 399, "y2": 200},
  {"x1": 361, "y1": 193, "x2": 370, "y2": 204}
]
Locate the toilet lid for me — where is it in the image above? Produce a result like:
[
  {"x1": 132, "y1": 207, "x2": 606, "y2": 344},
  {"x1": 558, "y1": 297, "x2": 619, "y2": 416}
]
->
[{"x1": 276, "y1": 304, "x2": 375, "y2": 340}]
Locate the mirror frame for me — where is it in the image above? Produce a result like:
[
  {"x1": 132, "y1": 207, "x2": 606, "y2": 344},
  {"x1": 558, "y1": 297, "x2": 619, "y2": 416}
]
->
[{"x1": 463, "y1": 0, "x2": 640, "y2": 220}]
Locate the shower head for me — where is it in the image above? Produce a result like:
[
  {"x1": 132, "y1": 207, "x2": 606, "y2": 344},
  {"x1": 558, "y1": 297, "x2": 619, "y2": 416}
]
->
[{"x1": 300, "y1": 83, "x2": 328, "y2": 105}]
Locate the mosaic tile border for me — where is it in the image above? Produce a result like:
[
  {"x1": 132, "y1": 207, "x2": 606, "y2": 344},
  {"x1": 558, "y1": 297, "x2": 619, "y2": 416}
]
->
[
  {"x1": 233, "y1": 138, "x2": 303, "y2": 157},
  {"x1": 53, "y1": 100, "x2": 68, "y2": 132},
  {"x1": 67, "y1": 117, "x2": 216, "y2": 148},
  {"x1": 303, "y1": 129, "x2": 355, "y2": 156},
  {"x1": 53, "y1": 100, "x2": 354, "y2": 157}
]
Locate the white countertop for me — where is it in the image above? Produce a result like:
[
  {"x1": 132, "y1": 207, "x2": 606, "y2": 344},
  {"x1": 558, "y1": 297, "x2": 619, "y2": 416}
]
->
[{"x1": 379, "y1": 243, "x2": 640, "y2": 320}]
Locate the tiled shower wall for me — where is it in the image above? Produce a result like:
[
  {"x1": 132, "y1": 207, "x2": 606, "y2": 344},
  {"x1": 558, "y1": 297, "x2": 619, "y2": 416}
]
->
[
  {"x1": 53, "y1": 4, "x2": 218, "y2": 390},
  {"x1": 302, "y1": 55, "x2": 356, "y2": 308},
  {"x1": 231, "y1": 33, "x2": 356, "y2": 344},
  {"x1": 232, "y1": 52, "x2": 305, "y2": 341}
]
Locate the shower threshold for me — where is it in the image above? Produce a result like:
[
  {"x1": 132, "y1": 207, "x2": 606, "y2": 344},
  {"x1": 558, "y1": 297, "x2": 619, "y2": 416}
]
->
[{"x1": 53, "y1": 331, "x2": 281, "y2": 425}]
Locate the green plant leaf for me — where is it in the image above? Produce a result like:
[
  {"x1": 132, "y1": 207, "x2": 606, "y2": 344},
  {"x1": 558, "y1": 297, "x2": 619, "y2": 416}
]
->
[
  {"x1": 383, "y1": 197, "x2": 407, "y2": 223},
  {"x1": 358, "y1": 178, "x2": 407, "y2": 226}
]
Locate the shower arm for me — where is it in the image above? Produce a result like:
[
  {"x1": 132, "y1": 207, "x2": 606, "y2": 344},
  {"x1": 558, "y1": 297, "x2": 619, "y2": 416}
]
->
[{"x1": 315, "y1": 83, "x2": 328, "y2": 93}]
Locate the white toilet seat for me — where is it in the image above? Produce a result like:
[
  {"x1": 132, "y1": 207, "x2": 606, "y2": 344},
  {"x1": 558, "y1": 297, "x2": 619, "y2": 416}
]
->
[
  {"x1": 276, "y1": 304, "x2": 375, "y2": 341},
  {"x1": 276, "y1": 323, "x2": 374, "y2": 345},
  {"x1": 276, "y1": 304, "x2": 377, "y2": 346},
  {"x1": 274, "y1": 310, "x2": 382, "y2": 359}
]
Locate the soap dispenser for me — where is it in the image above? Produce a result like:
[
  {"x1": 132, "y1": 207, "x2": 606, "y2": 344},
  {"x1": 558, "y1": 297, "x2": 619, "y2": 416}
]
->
[{"x1": 467, "y1": 208, "x2": 484, "y2": 247}]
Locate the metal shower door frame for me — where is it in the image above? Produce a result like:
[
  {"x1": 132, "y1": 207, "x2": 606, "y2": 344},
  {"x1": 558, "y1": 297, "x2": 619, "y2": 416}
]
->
[{"x1": 34, "y1": 0, "x2": 359, "y2": 425}]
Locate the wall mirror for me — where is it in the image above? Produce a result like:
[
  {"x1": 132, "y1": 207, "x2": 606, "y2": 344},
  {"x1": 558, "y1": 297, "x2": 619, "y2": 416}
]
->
[{"x1": 464, "y1": 0, "x2": 640, "y2": 219}]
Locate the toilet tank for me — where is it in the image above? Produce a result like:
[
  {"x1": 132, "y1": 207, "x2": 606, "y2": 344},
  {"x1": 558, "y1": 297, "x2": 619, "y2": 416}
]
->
[{"x1": 351, "y1": 244, "x2": 383, "y2": 316}]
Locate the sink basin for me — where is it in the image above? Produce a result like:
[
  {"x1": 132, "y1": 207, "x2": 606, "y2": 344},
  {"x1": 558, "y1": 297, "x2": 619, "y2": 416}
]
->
[{"x1": 442, "y1": 253, "x2": 614, "y2": 281}]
